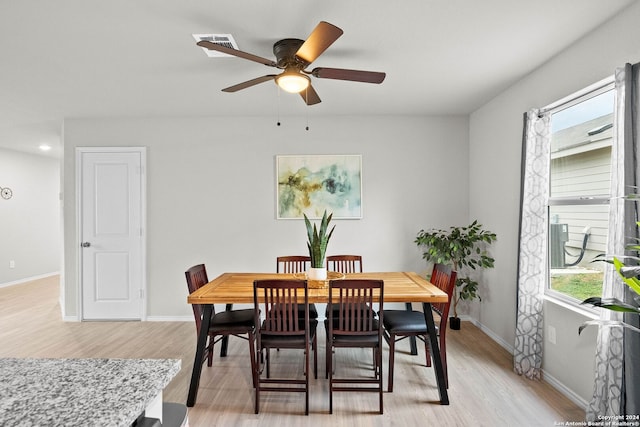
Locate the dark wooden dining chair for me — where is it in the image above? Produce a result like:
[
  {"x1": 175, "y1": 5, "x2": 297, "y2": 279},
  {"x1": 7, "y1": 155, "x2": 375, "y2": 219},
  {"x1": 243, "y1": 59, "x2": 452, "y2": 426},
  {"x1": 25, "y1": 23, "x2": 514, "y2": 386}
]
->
[
  {"x1": 276, "y1": 255, "x2": 311, "y2": 274},
  {"x1": 326, "y1": 279, "x2": 384, "y2": 414},
  {"x1": 253, "y1": 279, "x2": 318, "y2": 415},
  {"x1": 185, "y1": 264, "x2": 257, "y2": 386},
  {"x1": 382, "y1": 263, "x2": 456, "y2": 391},
  {"x1": 276, "y1": 256, "x2": 318, "y2": 321},
  {"x1": 326, "y1": 254, "x2": 363, "y2": 273},
  {"x1": 324, "y1": 254, "x2": 369, "y2": 320}
]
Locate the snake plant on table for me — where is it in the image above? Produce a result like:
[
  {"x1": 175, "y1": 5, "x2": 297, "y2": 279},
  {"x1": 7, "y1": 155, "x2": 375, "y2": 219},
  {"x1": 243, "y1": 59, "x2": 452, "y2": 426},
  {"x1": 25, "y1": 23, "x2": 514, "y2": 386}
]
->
[{"x1": 304, "y1": 210, "x2": 335, "y2": 269}]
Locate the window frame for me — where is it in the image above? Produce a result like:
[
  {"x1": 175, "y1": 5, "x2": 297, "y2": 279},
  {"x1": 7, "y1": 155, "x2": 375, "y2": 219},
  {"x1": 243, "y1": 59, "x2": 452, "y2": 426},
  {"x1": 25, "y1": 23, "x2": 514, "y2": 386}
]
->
[{"x1": 543, "y1": 79, "x2": 615, "y2": 308}]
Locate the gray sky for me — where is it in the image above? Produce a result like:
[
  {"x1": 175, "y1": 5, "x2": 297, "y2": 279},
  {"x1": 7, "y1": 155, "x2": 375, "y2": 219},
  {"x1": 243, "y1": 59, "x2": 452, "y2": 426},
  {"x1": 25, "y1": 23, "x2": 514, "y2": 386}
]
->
[{"x1": 551, "y1": 89, "x2": 614, "y2": 133}]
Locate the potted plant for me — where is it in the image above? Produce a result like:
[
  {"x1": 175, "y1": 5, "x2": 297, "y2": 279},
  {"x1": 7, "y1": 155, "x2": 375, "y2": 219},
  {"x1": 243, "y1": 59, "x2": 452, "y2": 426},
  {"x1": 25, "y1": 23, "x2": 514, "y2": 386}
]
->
[
  {"x1": 577, "y1": 219, "x2": 640, "y2": 420},
  {"x1": 304, "y1": 210, "x2": 335, "y2": 280},
  {"x1": 579, "y1": 219, "x2": 640, "y2": 334},
  {"x1": 415, "y1": 220, "x2": 497, "y2": 330}
]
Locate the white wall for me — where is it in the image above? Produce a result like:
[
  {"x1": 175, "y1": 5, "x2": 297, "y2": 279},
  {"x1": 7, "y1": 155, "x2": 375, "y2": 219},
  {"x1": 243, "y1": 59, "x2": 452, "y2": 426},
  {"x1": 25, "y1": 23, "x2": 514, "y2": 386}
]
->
[
  {"x1": 57, "y1": 4, "x2": 640, "y2": 406},
  {"x1": 469, "y1": 2, "x2": 640, "y2": 406},
  {"x1": 0, "y1": 148, "x2": 61, "y2": 284},
  {"x1": 62, "y1": 114, "x2": 469, "y2": 318}
]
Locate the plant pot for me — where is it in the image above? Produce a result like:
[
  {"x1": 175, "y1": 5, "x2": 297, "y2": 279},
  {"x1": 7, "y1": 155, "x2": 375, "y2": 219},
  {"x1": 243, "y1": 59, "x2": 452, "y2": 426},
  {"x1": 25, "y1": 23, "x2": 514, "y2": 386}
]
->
[
  {"x1": 307, "y1": 267, "x2": 327, "y2": 280},
  {"x1": 449, "y1": 316, "x2": 461, "y2": 330}
]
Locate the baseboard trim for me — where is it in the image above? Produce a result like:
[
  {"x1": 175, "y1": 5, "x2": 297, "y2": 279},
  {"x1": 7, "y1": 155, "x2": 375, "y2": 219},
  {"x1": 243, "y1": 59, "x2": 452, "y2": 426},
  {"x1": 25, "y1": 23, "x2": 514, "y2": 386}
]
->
[
  {"x1": 464, "y1": 315, "x2": 588, "y2": 411},
  {"x1": 63, "y1": 315, "x2": 192, "y2": 322},
  {"x1": 542, "y1": 370, "x2": 589, "y2": 410},
  {"x1": 0, "y1": 272, "x2": 59, "y2": 289},
  {"x1": 461, "y1": 315, "x2": 514, "y2": 354},
  {"x1": 146, "y1": 316, "x2": 192, "y2": 322}
]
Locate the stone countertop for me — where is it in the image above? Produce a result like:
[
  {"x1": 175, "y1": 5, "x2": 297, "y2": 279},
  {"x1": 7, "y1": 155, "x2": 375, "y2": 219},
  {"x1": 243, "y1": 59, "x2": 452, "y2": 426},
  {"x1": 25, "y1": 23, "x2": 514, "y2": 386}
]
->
[{"x1": 0, "y1": 358, "x2": 181, "y2": 427}]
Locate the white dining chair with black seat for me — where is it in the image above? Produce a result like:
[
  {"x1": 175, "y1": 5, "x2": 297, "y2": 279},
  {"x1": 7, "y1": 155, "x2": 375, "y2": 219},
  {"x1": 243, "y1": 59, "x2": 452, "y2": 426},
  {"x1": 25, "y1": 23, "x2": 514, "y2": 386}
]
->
[
  {"x1": 382, "y1": 263, "x2": 457, "y2": 391},
  {"x1": 326, "y1": 278, "x2": 384, "y2": 414},
  {"x1": 252, "y1": 279, "x2": 318, "y2": 415},
  {"x1": 185, "y1": 264, "x2": 257, "y2": 385}
]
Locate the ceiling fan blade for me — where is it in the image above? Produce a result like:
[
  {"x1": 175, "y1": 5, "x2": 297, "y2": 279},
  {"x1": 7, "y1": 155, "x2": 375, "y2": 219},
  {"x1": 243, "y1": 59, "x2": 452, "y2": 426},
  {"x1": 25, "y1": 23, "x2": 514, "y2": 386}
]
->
[
  {"x1": 197, "y1": 41, "x2": 277, "y2": 67},
  {"x1": 222, "y1": 75, "x2": 277, "y2": 92},
  {"x1": 300, "y1": 84, "x2": 321, "y2": 105},
  {"x1": 295, "y1": 21, "x2": 344, "y2": 65},
  {"x1": 311, "y1": 67, "x2": 386, "y2": 84}
]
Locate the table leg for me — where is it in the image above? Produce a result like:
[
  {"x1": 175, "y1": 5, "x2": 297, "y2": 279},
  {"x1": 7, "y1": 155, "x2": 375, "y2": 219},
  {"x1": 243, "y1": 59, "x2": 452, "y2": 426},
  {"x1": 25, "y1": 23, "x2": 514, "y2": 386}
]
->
[
  {"x1": 219, "y1": 303, "x2": 233, "y2": 357},
  {"x1": 405, "y1": 302, "x2": 418, "y2": 355},
  {"x1": 187, "y1": 304, "x2": 213, "y2": 407},
  {"x1": 422, "y1": 302, "x2": 449, "y2": 405}
]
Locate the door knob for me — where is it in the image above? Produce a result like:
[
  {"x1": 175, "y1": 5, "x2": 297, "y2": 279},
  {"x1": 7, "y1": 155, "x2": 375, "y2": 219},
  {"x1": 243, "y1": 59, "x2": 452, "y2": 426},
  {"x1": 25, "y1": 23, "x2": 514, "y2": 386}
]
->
[{"x1": 81, "y1": 242, "x2": 91, "y2": 248}]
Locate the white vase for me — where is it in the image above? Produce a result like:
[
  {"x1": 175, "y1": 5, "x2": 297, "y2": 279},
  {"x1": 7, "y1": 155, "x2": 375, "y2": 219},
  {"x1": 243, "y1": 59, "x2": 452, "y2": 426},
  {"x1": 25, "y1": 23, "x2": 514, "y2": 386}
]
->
[{"x1": 307, "y1": 267, "x2": 327, "y2": 280}]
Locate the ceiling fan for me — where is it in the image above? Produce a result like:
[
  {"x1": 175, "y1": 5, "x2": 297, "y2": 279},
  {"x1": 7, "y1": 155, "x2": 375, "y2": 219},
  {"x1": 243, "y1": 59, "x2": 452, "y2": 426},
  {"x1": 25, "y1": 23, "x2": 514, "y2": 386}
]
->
[{"x1": 196, "y1": 21, "x2": 386, "y2": 106}]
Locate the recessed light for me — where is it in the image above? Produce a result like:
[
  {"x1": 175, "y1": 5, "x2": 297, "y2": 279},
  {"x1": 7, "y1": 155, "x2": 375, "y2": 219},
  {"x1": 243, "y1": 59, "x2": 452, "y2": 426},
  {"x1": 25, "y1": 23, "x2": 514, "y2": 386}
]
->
[{"x1": 39, "y1": 144, "x2": 51, "y2": 151}]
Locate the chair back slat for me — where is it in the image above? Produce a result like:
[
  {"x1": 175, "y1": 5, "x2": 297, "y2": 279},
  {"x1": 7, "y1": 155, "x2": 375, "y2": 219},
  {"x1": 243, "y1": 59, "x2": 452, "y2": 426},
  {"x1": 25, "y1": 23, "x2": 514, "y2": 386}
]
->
[
  {"x1": 276, "y1": 256, "x2": 311, "y2": 274},
  {"x1": 255, "y1": 279, "x2": 308, "y2": 336},
  {"x1": 329, "y1": 279, "x2": 382, "y2": 336},
  {"x1": 326, "y1": 255, "x2": 363, "y2": 273}
]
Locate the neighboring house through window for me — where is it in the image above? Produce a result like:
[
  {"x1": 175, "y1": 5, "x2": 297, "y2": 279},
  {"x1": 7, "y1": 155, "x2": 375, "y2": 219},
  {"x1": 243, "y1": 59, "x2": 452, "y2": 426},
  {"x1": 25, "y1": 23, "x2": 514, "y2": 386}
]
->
[{"x1": 547, "y1": 86, "x2": 615, "y2": 304}]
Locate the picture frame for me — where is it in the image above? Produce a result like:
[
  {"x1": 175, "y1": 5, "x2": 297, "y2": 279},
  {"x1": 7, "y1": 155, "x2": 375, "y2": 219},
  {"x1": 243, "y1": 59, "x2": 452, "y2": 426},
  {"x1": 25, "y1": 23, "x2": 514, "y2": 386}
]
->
[{"x1": 276, "y1": 154, "x2": 362, "y2": 219}]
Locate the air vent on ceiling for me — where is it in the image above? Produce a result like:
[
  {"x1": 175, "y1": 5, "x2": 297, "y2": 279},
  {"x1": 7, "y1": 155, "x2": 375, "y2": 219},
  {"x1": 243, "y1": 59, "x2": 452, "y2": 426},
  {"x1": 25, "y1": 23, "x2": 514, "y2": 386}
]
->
[{"x1": 192, "y1": 34, "x2": 239, "y2": 58}]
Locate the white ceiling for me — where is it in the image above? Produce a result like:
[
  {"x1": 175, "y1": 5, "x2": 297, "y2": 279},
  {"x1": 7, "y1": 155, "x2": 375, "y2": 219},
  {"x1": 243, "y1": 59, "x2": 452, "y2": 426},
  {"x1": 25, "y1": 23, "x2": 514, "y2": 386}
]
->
[{"x1": 0, "y1": 0, "x2": 635, "y2": 158}]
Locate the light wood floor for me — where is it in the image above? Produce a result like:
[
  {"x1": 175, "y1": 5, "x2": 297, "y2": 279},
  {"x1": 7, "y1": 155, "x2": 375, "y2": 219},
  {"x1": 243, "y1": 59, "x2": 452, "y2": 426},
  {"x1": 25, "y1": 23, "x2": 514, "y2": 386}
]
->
[{"x1": 0, "y1": 276, "x2": 586, "y2": 426}]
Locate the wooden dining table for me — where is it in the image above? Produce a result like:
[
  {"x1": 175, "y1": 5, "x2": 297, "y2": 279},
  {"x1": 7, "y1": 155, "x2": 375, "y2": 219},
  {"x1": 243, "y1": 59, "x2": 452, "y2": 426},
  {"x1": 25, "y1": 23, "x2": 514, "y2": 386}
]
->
[{"x1": 186, "y1": 271, "x2": 450, "y2": 407}]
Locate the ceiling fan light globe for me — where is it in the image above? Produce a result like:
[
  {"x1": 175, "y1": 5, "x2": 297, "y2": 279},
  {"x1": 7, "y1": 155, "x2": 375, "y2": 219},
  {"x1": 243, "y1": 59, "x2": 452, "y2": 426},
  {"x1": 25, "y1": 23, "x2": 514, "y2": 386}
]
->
[{"x1": 276, "y1": 72, "x2": 310, "y2": 93}]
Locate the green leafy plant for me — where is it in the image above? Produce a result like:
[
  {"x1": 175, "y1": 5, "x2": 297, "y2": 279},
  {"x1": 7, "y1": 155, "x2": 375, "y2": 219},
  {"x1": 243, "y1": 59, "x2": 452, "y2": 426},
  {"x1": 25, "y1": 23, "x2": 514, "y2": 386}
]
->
[
  {"x1": 304, "y1": 210, "x2": 336, "y2": 268},
  {"x1": 415, "y1": 220, "x2": 497, "y2": 318},
  {"x1": 579, "y1": 220, "x2": 640, "y2": 334}
]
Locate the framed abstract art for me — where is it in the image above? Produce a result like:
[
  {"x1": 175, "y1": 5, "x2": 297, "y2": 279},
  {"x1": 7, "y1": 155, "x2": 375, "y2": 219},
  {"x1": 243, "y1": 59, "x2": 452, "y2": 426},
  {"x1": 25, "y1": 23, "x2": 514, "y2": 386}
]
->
[{"x1": 276, "y1": 154, "x2": 362, "y2": 219}]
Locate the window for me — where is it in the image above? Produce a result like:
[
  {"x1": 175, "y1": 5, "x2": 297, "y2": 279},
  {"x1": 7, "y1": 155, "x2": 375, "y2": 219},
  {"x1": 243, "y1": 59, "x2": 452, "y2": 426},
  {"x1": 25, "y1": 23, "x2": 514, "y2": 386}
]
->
[{"x1": 546, "y1": 86, "x2": 614, "y2": 303}]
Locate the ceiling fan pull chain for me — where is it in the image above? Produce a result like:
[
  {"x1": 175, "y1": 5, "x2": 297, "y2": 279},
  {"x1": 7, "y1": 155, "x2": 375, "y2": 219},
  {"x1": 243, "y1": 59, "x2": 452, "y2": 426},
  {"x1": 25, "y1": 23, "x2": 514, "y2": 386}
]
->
[
  {"x1": 305, "y1": 88, "x2": 310, "y2": 131},
  {"x1": 277, "y1": 86, "x2": 281, "y2": 126}
]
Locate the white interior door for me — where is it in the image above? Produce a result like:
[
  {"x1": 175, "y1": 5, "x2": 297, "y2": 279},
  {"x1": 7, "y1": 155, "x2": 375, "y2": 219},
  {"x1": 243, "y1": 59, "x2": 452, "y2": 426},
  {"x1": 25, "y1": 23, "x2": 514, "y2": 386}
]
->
[{"x1": 79, "y1": 149, "x2": 145, "y2": 320}]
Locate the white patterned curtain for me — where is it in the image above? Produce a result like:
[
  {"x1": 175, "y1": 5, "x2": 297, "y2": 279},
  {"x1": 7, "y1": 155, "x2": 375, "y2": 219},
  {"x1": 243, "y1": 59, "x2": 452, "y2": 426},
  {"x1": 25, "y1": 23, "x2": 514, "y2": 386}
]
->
[
  {"x1": 514, "y1": 110, "x2": 551, "y2": 379},
  {"x1": 587, "y1": 63, "x2": 638, "y2": 420}
]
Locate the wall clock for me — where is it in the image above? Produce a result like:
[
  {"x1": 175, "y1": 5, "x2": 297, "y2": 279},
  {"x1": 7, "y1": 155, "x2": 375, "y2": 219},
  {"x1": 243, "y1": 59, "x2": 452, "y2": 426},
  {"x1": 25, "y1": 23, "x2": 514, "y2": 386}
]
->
[{"x1": 1, "y1": 187, "x2": 12, "y2": 200}]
